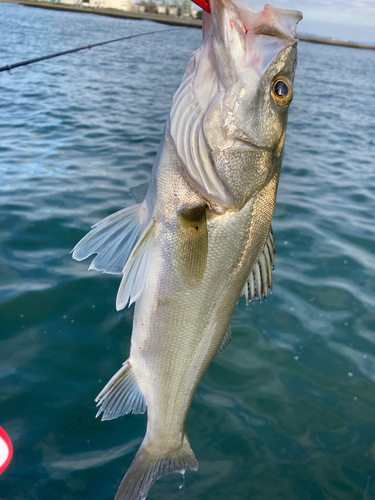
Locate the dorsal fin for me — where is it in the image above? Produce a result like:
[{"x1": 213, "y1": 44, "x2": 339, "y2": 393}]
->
[
  {"x1": 242, "y1": 226, "x2": 276, "y2": 305},
  {"x1": 217, "y1": 325, "x2": 231, "y2": 354}
]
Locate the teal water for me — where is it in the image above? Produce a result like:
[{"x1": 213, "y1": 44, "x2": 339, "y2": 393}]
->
[{"x1": 1, "y1": 3, "x2": 375, "y2": 499}]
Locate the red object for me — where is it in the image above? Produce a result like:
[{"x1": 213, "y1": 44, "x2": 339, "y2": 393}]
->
[
  {"x1": 0, "y1": 427, "x2": 13, "y2": 474},
  {"x1": 192, "y1": 0, "x2": 210, "y2": 13}
]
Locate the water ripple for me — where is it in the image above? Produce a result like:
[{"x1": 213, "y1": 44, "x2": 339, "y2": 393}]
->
[{"x1": 1, "y1": 4, "x2": 375, "y2": 500}]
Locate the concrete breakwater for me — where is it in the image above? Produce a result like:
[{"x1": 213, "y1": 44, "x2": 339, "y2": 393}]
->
[
  {"x1": 297, "y1": 34, "x2": 375, "y2": 51},
  {"x1": 2, "y1": 0, "x2": 375, "y2": 50},
  {"x1": 7, "y1": 0, "x2": 203, "y2": 28}
]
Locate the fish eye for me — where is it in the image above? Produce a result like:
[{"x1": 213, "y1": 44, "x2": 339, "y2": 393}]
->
[
  {"x1": 274, "y1": 80, "x2": 288, "y2": 97},
  {"x1": 271, "y1": 77, "x2": 293, "y2": 107}
]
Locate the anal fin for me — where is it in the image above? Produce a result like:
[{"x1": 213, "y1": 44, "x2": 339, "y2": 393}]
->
[
  {"x1": 242, "y1": 225, "x2": 277, "y2": 305},
  {"x1": 95, "y1": 360, "x2": 146, "y2": 421}
]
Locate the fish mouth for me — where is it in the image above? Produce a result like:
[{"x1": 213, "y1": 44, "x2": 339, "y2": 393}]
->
[
  {"x1": 252, "y1": 24, "x2": 296, "y2": 43},
  {"x1": 240, "y1": 3, "x2": 303, "y2": 43},
  {"x1": 210, "y1": 0, "x2": 302, "y2": 78},
  {"x1": 227, "y1": 139, "x2": 266, "y2": 152}
]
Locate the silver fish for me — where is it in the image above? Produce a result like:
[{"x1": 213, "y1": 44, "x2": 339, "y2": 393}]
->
[{"x1": 72, "y1": 1, "x2": 302, "y2": 499}]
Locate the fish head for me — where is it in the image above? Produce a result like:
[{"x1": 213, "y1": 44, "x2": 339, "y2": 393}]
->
[{"x1": 170, "y1": 0, "x2": 302, "y2": 210}]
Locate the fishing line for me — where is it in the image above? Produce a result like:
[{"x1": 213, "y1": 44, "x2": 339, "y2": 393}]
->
[{"x1": 0, "y1": 28, "x2": 177, "y2": 73}]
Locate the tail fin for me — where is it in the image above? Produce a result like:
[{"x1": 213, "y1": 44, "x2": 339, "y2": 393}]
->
[{"x1": 115, "y1": 434, "x2": 199, "y2": 500}]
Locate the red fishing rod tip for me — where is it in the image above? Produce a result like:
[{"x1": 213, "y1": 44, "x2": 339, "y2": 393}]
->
[
  {"x1": 0, "y1": 427, "x2": 13, "y2": 474},
  {"x1": 192, "y1": 0, "x2": 210, "y2": 14}
]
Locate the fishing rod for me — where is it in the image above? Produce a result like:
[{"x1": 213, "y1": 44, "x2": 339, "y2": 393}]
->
[{"x1": 0, "y1": 28, "x2": 177, "y2": 73}]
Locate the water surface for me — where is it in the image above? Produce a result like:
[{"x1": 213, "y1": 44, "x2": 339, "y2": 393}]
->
[{"x1": 1, "y1": 3, "x2": 375, "y2": 499}]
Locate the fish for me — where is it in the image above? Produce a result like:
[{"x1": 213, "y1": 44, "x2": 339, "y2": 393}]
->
[{"x1": 72, "y1": 1, "x2": 302, "y2": 499}]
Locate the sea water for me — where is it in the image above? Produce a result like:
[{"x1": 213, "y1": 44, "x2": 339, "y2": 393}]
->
[{"x1": 1, "y1": 3, "x2": 375, "y2": 499}]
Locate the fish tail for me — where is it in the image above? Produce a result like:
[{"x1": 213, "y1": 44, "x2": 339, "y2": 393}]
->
[{"x1": 114, "y1": 434, "x2": 198, "y2": 500}]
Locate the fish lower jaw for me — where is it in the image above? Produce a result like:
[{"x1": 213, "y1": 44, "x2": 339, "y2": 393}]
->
[{"x1": 225, "y1": 138, "x2": 266, "y2": 151}]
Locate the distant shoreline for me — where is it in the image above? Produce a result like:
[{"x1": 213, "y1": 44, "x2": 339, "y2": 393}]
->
[
  {"x1": 2, "y1": 0, "x2": 202, "y2": 28},
  {"x1": 297, "y1": 34, "x2": 375, "y2": 51},
  {"x1": 2, "y1": 0, "x2": 375, "y2": 50}
]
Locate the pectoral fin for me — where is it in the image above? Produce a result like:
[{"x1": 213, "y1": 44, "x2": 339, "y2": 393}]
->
[
  {"x1": 71, "y1": 202, "x2": 149, "y2": 275},
  {"x1": 177, "y1": 206, "x2": 208, "y2": 286},
  {"x1": 116, "y1": 218, "x2": 155, "y2": 310},
  {"x1": 242, "y1": 225, "x2": 277, "y2": 304}
]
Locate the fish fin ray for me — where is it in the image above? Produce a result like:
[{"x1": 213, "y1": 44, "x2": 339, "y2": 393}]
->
[
  {"x1": 71, "y1": 203, "x2": 149, "y2": 275},
  {"x1": 95, "y1": 360, "x2": 146, "y2": 421},
  {"x1": 114, "y1": 434, "x2": 198, "y2": 500},
  {"x1": 217, "y1": 325, "x2": 231, "y2": 354},
  {"x1": 116, "y1": 218, "x2": 155, "y2": 310},
  {"x1": 242, "y1": 225, "x2": 276, "y2": 305}
]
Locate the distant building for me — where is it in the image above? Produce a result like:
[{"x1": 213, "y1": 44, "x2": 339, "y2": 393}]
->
[
  {"x1": 180, "y1": 0, "x2": 191, "y2": 17},
  {"x1": 62, "y1": 0, "x2": 136, "y2": 9},
  {"x1": 104, "y1": 0, "x2": 136, "y2": 9},
  {"x1": 157, "y1": 5, "x2": 166, "y2": 13},
  {"x1": 59, "y1": 0, "x2": 190, "y2": 15},
  {"x1": 168, "y1": 5, "x2": 178, "y2": 16},
  {"x1": 156, "y1": 0, "x2": 167, "y2": 14},
  {"x1": 139, "y1": 0, "x2": 157, "y2": 13}
]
